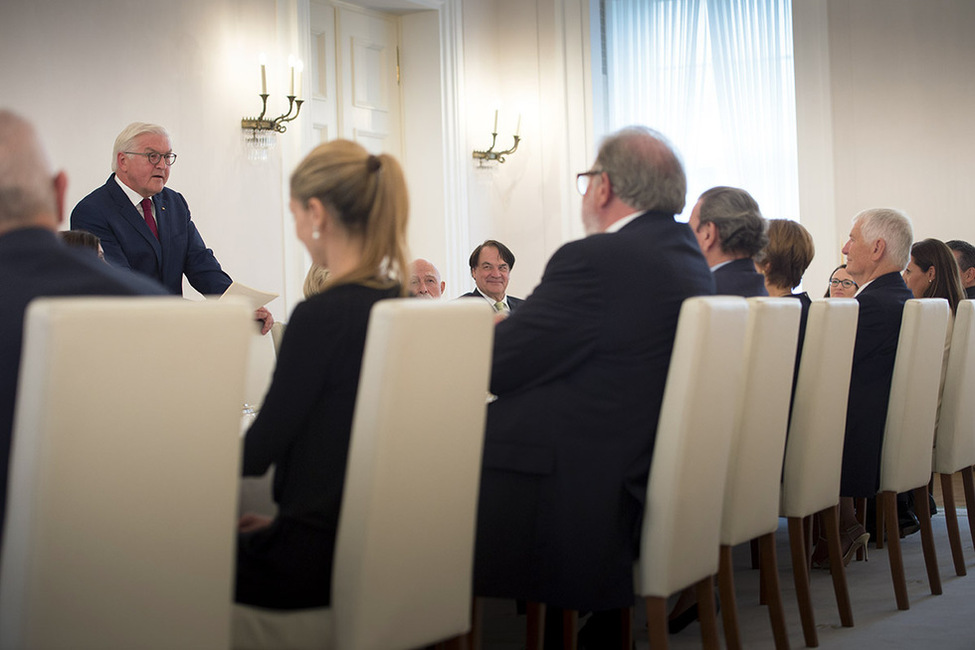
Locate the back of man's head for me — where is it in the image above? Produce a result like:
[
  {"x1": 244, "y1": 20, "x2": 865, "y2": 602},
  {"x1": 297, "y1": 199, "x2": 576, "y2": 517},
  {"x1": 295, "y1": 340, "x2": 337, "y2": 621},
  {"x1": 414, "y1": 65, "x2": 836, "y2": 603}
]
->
[
  {"x1": 855, "y1": 208, "x2": 913, "y2": 271},
  {"x1": 0, "y1": 109, "x2": 58, "y2": 233},
  {"x1": 595, "y1": 126, "x2": 686, "y2": 214},
  {"x1": 946, "y1": 239, "x2": 975, "y2": 273},
  {"x1": 697, "y1": 186, "x2": 768, "y2": 258}
]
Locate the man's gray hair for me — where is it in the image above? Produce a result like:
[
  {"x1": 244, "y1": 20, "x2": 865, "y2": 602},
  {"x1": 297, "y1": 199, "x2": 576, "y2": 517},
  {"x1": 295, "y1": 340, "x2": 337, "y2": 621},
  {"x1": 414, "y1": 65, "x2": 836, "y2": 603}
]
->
[
  {"x1": 0, "y1": 109, "x2": 56, "y2": 227},
  {"x1": 697, "y1": 186, "x2": 768, "y2": 257},
  {"x1": 594, "y1": 126, "x2": 686, "y2": 214},
  {"x1": 854, "y1": 208, "x2": 913, "y2": 271},
  {"x1": 112, "y1": 122, "x2": 171, "y2": 172}
]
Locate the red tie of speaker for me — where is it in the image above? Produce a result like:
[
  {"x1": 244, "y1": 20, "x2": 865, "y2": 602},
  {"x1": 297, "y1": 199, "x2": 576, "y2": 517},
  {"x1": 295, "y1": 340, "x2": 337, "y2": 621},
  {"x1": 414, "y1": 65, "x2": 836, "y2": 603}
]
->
[{"x1": 140, "y1": 197, "x2": 159, "y2": 239}]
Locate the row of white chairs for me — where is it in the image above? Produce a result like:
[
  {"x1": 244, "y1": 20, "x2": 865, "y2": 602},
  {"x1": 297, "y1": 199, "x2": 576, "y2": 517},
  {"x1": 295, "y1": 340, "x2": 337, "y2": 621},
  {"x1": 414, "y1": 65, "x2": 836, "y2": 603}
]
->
[{"x1": 2, "y1": 294, "x2": 973, "y2": 649}]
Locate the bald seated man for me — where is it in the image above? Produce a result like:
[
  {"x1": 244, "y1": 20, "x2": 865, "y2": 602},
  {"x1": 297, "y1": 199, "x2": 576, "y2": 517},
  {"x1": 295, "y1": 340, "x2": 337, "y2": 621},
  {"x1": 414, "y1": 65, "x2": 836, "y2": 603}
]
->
[
  {"x1": 0, "y1": 109, "x2": 166, "y2": 550},
  {"x1": 409, "y1": 258, "x2": 445, "y2": 298}
]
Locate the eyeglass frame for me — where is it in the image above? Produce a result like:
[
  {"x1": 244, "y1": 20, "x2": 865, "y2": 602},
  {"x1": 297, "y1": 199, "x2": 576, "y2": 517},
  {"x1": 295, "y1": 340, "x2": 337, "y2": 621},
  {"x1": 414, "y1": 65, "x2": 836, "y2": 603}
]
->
[
  {"x1": 576, "y1": 169, "x2": 605, "y2": 196},
  {"x1": 123, "y1": 150, "x2": 178, "y2": 166},
  {"x1": 829, "y1": 278, "x2": 858, "y2": 289}
]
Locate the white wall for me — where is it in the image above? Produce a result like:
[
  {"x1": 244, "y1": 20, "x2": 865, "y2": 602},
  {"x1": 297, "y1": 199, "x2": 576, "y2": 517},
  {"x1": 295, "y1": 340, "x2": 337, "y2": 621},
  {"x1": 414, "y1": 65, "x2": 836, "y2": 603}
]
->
[
  {"x1": 457, "y1": 0, "x2": 591, "y2": 300},
  {"x1": 794, "y1": 0, "x2": 975, "y2": 291},
  {"x1": 0, "y1": 0, "x2": 291, "y2": 315}
]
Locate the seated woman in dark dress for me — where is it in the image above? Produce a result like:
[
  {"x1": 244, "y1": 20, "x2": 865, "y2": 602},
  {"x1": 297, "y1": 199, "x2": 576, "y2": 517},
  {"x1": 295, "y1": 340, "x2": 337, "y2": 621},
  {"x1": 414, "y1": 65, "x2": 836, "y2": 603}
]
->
[
  {"x1": 235, "y1": 140, "x2": 409, "y2": 609},
  {"x1": 754, "y1": 218, "x2": 816, "y2": 394}
]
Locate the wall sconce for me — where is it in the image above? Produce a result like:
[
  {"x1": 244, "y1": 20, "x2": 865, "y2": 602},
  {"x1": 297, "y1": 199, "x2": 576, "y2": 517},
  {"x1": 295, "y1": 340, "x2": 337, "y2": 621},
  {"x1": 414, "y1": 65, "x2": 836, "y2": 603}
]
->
[
  {"x1": 472, "y1": 110, "x2": 521, "y2": 166},
  {"x1": 241, "y1": 55, "x2": 304, "y2": 162}
]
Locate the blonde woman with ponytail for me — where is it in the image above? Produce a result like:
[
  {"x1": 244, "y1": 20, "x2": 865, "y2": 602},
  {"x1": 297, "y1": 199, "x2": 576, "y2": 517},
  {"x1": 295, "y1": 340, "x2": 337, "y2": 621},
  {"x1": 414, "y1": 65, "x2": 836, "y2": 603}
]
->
[{"x1": 236, "y1": 140, "x2": 409, "y2": 609}]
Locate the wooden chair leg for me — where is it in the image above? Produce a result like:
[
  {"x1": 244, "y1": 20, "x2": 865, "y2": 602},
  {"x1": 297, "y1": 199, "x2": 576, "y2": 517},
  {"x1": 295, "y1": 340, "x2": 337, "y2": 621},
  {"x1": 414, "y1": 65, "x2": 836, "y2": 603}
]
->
[
  {"x1": 881, "y1": 491, "x2": 910, "y2": 610},
  {"x1": 940, "y1": 472, "x2": 967, "y2": 576},
  {"x1": 645, "y1": 596, "x2": 669, "y2": 650},
  {"x1": 620, "y1": 607, "x2": 633, "y2": 650},
  {"x1": 821, "y1": 505, "x2": 854, "y2": 628},
  {"x1": 962, "y1": 466, "x2": 975, "y2": 547},
  {"x1": 915, "y1": 485, "x2": 943, "y2": 595},
  {"x1": 562, "y1": 610, "x2": 577, "y2": 650},
  {"x1": 466, "y1": 597, "x2": 483, "y2": 650},
  {"x1": 854, "y1": 497, "x2": 867, "y2": 560},
  {"x1": 526, "y1": 602, "x2": 546, "y2": 650},
  {"x1": 750, "y1": 538, "x2": 761, "y2": 569},
  {"x1": 695, "y1": 576, "x2": 719, "y2": 650},
  {"x1": 718, "y1": 545, "x2": 742, "y2": 650},
  {"x1": 803, "y1": 515, "x2": 814, "y2": 571},
  {"x1": 787, "y1": 517, "x2": 818, "y2": 647},
  {"x1": 758, "y1": 532, "x2": 790, "y2": 649}
]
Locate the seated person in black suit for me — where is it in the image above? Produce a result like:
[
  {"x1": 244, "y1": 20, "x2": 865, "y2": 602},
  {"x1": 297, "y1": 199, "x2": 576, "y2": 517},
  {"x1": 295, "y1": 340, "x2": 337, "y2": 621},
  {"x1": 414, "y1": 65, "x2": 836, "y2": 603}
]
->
[
  {"x1": 235, "y1": 141, "x2": 409, "y2": 610},
  {"x1": 811, "y1": 208, "x2": 914, "y2": 568},
  {"x1": 460, "y1": 239, "x2": 524, "y2": 313},
  {"x1": 688, "y1": 186, "x2": 769, "y2": 297},
  {"x1": 946, "y1": 239, "x2": 975, "y2": 299},
  {"x1": 472, "y1": 126, "x2": 714, "y2": 647},
  {"x1": 0, "y1": 110, "x2": 166, "y2": 550}
]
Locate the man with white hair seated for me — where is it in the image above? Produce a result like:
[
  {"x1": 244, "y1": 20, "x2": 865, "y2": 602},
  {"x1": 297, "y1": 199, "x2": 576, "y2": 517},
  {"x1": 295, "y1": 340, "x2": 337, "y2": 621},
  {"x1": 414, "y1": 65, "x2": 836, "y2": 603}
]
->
[
  {"x1": 409, "y1": 258, "x2": 445, "y2": 298},
  {"x1": 811, "y1": 207, "x2": 914, "y2": 568}
]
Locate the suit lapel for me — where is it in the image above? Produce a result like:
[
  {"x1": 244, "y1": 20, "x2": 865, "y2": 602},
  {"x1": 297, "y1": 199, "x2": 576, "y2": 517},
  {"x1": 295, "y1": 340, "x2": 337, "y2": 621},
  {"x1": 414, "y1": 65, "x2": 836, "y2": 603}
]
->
[{"x1": 107, "y1": 176, "x2": 163, "y2": 263}]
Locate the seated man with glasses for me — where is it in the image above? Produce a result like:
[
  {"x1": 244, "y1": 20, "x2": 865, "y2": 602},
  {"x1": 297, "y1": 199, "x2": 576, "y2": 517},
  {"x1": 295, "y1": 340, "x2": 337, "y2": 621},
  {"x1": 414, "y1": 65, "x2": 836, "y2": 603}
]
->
[{"x1": 71, "y1": 122, "x2": 272, "y2": 333}]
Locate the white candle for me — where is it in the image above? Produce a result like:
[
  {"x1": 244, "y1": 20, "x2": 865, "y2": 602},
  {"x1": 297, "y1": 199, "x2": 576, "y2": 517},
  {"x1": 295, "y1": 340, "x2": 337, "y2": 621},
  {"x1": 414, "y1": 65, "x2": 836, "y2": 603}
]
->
[
  {"x1": 259, "y1": 54, "x2": 267, "y2": 94},
  {"x1": 288, "y1": 55, "x2": 295, "y2": 96},
  {"x1": 493, "y1": 109, "x2": 498, "y2": 134},
  {"x1": 515, "y1": 113, "x2": 522, "y2": 137}
]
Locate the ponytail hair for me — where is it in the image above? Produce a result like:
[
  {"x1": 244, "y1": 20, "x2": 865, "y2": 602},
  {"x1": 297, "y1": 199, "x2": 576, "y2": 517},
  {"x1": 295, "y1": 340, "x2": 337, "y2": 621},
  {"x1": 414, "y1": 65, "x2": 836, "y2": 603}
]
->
[{"x1": 290, "y1": 140, "x2": 409, "y2": 294}]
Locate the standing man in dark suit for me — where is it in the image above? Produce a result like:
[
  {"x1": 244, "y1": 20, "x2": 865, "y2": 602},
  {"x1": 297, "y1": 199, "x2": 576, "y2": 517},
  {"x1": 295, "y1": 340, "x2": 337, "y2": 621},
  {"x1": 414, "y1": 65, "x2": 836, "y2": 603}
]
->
[
  {"x1": 946, "y1": 239, "x2": 975, "y2": 299},
  {"x1": 0, "y1": 110, "x2": 167, "y2": 550},
  {"x1": 71, "y1": 122, "x2": 272, "y2": 333},
  {"x1": 688, "y1": 186, "x2": 768, "y2": 297},
  {"x1": 473, "y1": 126, "x2": 714, "y2": 645},
  {"x1": 811, "y1": 208, "x2": 914, "y2": 565},
  {"x1": 460, "y1": 239, "x2": 524, "y2": 314}
]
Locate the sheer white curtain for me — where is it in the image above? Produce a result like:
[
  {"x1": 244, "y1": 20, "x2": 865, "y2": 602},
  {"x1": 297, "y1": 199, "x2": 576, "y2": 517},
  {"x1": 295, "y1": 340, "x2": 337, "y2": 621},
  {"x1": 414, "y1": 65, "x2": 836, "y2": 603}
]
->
[{"x1": 599, "y1": 0, "x2": 799, "y2": 222}]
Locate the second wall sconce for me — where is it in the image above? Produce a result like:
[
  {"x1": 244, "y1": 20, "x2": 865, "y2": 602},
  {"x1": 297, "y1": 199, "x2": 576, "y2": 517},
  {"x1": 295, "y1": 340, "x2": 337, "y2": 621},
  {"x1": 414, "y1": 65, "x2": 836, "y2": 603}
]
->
[
  {"x1": 473, "y1": 110, "x2": 521, "y2": 166},
  {"x1": 242, "y1": 54, "x2": 304, "y2": 161}
]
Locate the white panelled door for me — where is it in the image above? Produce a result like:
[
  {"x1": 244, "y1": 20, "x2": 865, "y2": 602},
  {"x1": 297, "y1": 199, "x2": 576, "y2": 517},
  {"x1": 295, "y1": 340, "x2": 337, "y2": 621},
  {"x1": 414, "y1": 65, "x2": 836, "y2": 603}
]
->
[{"x1": 309, "y1": 1, "x2": 402, "y2": 159}]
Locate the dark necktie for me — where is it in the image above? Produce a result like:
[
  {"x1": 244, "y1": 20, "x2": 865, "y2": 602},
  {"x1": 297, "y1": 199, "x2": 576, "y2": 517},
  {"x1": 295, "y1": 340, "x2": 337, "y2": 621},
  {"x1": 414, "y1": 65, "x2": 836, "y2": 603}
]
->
[{"x1": 140, "y1": 197, "x2": 158, "y2": 239}]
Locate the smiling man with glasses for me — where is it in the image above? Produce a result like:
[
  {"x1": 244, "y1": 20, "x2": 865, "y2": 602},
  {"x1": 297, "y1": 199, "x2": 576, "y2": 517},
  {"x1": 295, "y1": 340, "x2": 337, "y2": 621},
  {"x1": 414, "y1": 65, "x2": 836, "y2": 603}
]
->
[{"x1": 71, "y1": 122, "x2": 272, "y2": 333}]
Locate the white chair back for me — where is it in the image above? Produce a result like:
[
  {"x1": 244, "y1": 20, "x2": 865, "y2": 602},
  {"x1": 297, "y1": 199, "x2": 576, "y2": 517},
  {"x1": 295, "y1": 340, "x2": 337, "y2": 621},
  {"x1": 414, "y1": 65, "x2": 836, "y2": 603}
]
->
[
  {"x1": 879, "y1": 298, "x2": 950, "y2": 493},
  {"x1": 332, "y1": 299, "x2": 494, "y2": 650},
  {"x1": 721, "y1": 297, "x2": 800, "y2": 545},
  {"x1": 780, "y1": 299, "x2": 859, "y2": 517},
  {"x1": 934, "y1": 300, "x2": 975, "y2": 474},
  {"x1": 635, "y1": 296, "x2": 748, "y2": 597},
  {"x1": 0, "y1": 296, "x2": 252, "y2": 650}
]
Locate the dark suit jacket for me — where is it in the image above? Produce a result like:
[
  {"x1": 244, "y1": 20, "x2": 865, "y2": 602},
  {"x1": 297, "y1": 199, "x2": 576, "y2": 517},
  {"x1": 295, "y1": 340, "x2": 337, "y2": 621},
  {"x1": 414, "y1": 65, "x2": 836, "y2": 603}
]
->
[
  {"x1": 713, "y1": 257, "x2": 768, "y2": 297},
  {"x1": 473, "y1": 212, "x2": 715, "y2": 610},
  {"x1": 458, "y1": 289, "x2": 524, "y2": 311},
  {"x1": 840, "y1": 271, "x2": 913, "y2": 497},
  {"x1": 236, "y1": 284, "x2": 401, "y2": 609},
  {"x1": 0, "y1": 228, "x2": 166, "y2": 549},
  {"x1": 70, "y1": 175, "x2": 232, "y2": 296}
]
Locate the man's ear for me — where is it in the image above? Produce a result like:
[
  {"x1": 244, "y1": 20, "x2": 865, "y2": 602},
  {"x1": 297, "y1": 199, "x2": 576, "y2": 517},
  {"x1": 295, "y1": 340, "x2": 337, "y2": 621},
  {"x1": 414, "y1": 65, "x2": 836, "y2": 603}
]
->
[
  {"x1": 963, "y1": 266, "x2": 975, "y2": 286},
  {"x1": 871, "y1": 238, "x2": 886, "y2": 262},
  {"x1": 53, "y1": 171, "x2": 68, "y2": 225}
]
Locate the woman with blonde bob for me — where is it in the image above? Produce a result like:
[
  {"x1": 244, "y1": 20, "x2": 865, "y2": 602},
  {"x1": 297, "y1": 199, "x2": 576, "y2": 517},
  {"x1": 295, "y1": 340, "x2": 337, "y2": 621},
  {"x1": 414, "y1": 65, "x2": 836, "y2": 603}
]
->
[{"x1": 235, "y1": 140, "x2": 409, "y2": 609}]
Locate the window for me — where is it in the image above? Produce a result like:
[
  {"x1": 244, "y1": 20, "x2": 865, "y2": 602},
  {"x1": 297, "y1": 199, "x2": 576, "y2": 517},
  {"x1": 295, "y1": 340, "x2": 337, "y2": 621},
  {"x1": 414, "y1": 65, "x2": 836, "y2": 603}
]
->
[{"x1": 593, "y1": 0, "x2": 799, "y2": 222}]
